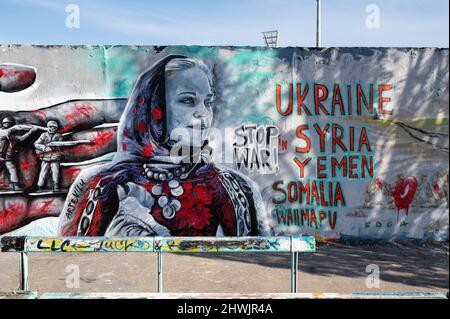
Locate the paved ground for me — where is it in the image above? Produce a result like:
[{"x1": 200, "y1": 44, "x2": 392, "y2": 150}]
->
[{"x1": 0, "y1": 242, "x2": 448, "y2": 295}]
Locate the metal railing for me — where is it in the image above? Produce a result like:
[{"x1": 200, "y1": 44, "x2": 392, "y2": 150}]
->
[{"x1": 0, "y1": 235, "x2": 316, "y2": 294}]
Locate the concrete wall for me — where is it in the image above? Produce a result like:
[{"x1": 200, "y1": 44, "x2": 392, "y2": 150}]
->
[{"x1": 0, "y1": 45, "x2": 448, "y2": 241}]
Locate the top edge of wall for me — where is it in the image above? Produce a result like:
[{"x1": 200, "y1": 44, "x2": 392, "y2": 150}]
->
[{"x1": 0, "y1": 44, "x2": 448, "y2": 50}]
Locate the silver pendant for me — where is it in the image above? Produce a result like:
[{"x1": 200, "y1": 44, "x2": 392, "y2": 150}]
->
[
  {"x1": 170, "y1": 186, "x2": 184, "y2": 197},
  {"x1": 171, "y1": 199, "x2": 181, "y2": 212},
  {"x1": 168, "y1": 180, "x2": 180, "y2": 189},
  {"x1": 158, "y1": 195, "x2": 169, "y2": 207},
  {"x1": 151, "y1": 185, "x2": 162, "y2": 196},
  {"x1": 162, "y1": 205, "x2": 176, "y2": 219}
]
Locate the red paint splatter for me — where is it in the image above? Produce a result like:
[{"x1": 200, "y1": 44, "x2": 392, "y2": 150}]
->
[
  {"x1": 64, "y1": 167, "x2": 81, "y2": 181},
  {"x1": 74, "y1": 104, "x2": 95, "y2": 119},
  {"x1": 152, "y1": 107, "x2": 163, "y2": 120},
  {"x1": 18, "y1": 150, "x2": 39, "y2": 186},
  {"x1": 0, "y1": 171, "x2": 9, "y2": 189},
  {"x1": 392, "y1": 176, "x2": 418, "y2": 218},
  {"x1": 34, "y1": 199, "x2": 56, "y2": 215},
  {"x1": 59, "y1": 124, "x2": 75, "y2": 134},
  {"x1": 0, "y1": 203, "x2": 27, "y2": 233},
  {"x1": 0, "y1": 203, "x2": 25, "y2": 216},
  {"x1": 17, "y1": 71, "x2": 34, "y2": 86},
  {"x1": 59, "y1": 130, "x2": 116, "y2": 157},
  {"x1": 137, "y1": 97, "x2": 145, "y2": 105},
  {"x1": 32, "y1": 110, "x2": 47, "y2": 121},
  {"x1": 61, "y1": 103, "x2": 96, "y2": 132},
  {"x1": 122, "y1": 143, "x2": 128, "y2": 151},
  {"x1": 0, "y1": 67, "x2": 35, "y2": 92},
  {"x1": 20, "y1": 161, "x2": 34, "y2": 172},
  {"x1": 0, "y1": 67, "x2": 15, "y2": 78},
  {"x1": 91, "y1": 130, "x2": 115, "y2": 148},
  {"x1": 375, "y1": 177, "x2": 383, "y2": 189},
  {"x1": 433, "y1": 184, "x2": 445, "y2": 198}
]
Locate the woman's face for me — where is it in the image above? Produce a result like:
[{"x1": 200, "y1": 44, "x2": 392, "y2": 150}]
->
[{"x1": 165, "y1": 66, "x2": 214, "y2": 147}]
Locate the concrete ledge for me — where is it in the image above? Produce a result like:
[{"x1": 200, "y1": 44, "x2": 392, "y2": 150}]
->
[
  {"x1": 0, "y1": 236, "x2": 316, "y2": 253},
  {"x1": 1, "y1": 291, "x2": 447, "y2": 299},
  {"x1": 0, "y1": 291, "x2": 38, "y2": 299}
]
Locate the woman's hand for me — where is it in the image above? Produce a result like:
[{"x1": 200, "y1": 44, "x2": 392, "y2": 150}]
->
[{"x1": 105, "y1": 182, "x2": 171, "y2": 236}]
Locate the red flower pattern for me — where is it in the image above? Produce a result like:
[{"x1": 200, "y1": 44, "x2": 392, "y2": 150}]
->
[
  {"x1": 152, "y1": 107, "x2": 163, "y2": 120},
  {"x1": 172, "y1": 181, "x2": 215, "y2": 232},
  {"x1": 142, "y1": 143, "x2": 154, "y2": 157}
]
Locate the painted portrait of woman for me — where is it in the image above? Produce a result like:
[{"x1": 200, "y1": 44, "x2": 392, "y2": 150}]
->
[{"x1": 57, "y1": 55, "x2": 272, "y2": 237}]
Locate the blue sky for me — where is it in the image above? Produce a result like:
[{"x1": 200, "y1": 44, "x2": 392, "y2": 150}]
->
[{"x1": 0, "y1": 0, "x2": 448, "y2": 47}]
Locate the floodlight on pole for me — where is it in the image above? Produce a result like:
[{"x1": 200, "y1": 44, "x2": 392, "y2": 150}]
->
[
  {"x1": 262, "y1": 30, "x2": 279, "y2": 48},
  {"x1": 316, "y1": 0, "x2": 321, "y2": 47}
]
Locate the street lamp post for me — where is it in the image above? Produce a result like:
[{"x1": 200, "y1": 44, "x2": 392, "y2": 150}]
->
[{"x1": 316, "y1": 0, "x2": 321, "y2": 47}]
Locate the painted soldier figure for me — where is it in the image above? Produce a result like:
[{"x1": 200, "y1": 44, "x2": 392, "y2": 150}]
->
[
  {"x1": 0, "y1": 116, "x2": 40, "y2": 191},
  {"x1": 34, "y1": 119, "x2": 63, "y2": 191}
]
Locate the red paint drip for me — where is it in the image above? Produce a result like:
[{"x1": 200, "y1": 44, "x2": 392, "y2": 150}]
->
[{"x1": 392, "y1": 176, "x2": 418, "y2": 219}]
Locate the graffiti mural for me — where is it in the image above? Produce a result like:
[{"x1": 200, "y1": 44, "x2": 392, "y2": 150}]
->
[{"x1": 0, "y1": 46, "x2": 448, "y2": 241}]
